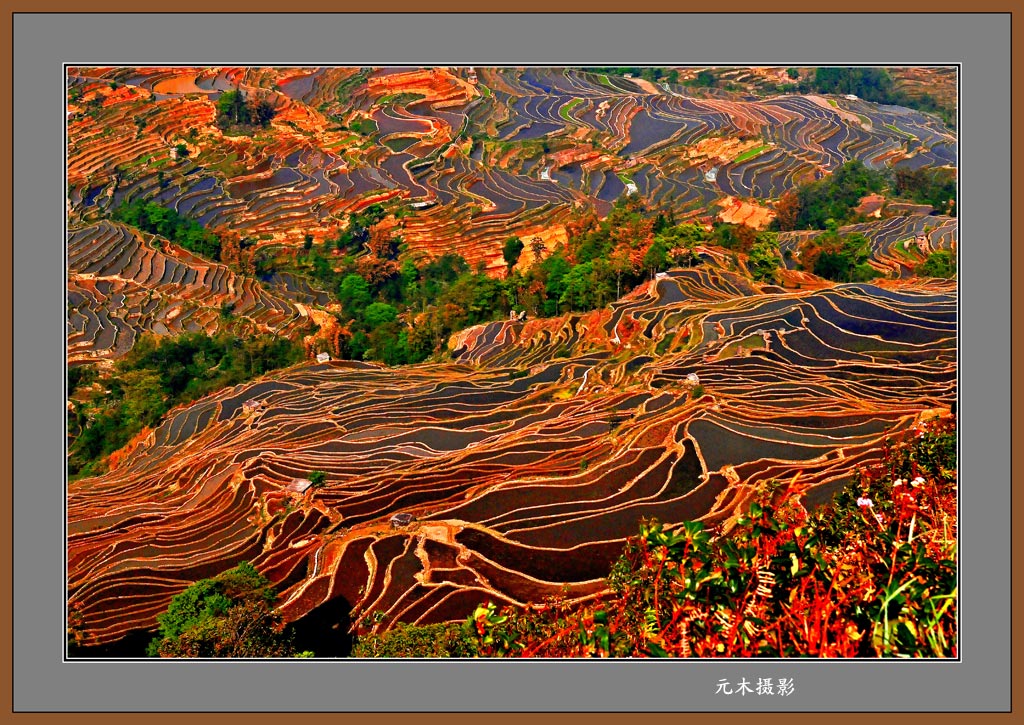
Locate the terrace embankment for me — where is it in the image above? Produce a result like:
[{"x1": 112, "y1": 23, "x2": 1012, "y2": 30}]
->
[{"x1": 68, "y1": 272, "x2": 955, "y2": 649}]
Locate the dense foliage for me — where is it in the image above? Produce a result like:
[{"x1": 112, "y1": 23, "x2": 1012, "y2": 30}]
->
[
  {"x1": 67, "y1": 331, "x2": 304, "y2": 479},
  {"x1": 917, "y1": 250, "x2": 957, "y2": 279},
  {"x1": 685, "y1": 70, "x2": 718, "y2": 88},
  {"x1": 810, "y1": 67, "x2": 900, "y2": 102},
  {"x1": 352, "y1": 622, "x2": 480, "y2": 658},
  {"x1": 261, "y1": 196, "x2": 780, "y2": 367},
  {"x1": 774, "y1": 160, "x2": 956, "y2": 234},
  {"x1": 215, "y1": 88, "x2": 275, "y2": 130},
  {"x1": 112, "y1": 200, "x2": 223, "y2": 260},
  {"x1": 459, "y1": 418, "x2": 956, "y2": 658},
  {"x1": 147, "y1": 562, "x2": 307, "y2": 657},
  {"x1": 781, "y1": 160, "x2": 888, "y2": 231},
  {"x1": 502, "y1": 236, "x2": 525, "y2": 270},
  {"x1": 892, "y1": 167, "x2": 956, "y2": 215},
  {"x1": 746, "y1": 233, "x2": 782, "y2": 283},
  {"x1": 798, "y1": 227, "x2": 881, "y2": 283}
]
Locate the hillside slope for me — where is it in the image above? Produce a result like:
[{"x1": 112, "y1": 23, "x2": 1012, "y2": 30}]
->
[{"x1": 68, "y1": 269, "x2": 955, "y2": 650}]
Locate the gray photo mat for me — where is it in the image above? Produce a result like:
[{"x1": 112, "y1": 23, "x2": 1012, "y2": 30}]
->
[{"x1": 14, "y1": 12, "x2": 1009, "y2": 712}]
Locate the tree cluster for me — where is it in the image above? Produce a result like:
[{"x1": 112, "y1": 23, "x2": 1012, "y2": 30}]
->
[
  {"x1": 112, "y1": 200, "x2": 223, "y2": 260},
  {"x1": 685, "y1": 70, "x2": 718, "y2": 88},
  {"x1": 215, "y1": 88, "x2": 276, "y2": 131},
  {"x1": 746, "y1": 233, "x2": 782, "y2": 284},
  {"x1": 892, "y1": 167, "x2": 956, "y2": 215},
  {"x1": 778, "y1": 160, "x2": 888, "y2": 231},
  {"x1": 797, "y1": 227, "x2": 881, "y2": 283},
  {"x1": 267, "y1": 196, "x2": 787, "y2": 367},
  {"x1": 797, "y1": 67, "x2": 954, "y2": 128},
  {"x1": 147, "y1": 562, "x2": 306, "y2": 657},
  {"x1": 352, "y1": 622, "x2": 480, "y2": 658}
]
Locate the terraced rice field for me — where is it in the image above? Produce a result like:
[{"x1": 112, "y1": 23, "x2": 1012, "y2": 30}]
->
[
  {"x1": 68, "y1": 67, "x2": 955, "y2": 273},
  {"x1": 67, "y1": 266, "x2": 955, "y2": 647},
  {"x1": 67, "y1": 66, "x2": 957, "y2": 654},
  {"x1": 67, "y1": 221, "x2": 308, "y2": 364},
  {"x1": 778, "y1": 214, "x2": 957, "y2": 279}
]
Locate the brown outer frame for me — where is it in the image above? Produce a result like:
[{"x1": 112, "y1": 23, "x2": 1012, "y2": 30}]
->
[{"x1": 3, "y1": 3, "x2": 1018, "y2": 722}]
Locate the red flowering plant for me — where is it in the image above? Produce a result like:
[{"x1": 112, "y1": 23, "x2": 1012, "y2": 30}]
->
[{"x1": 467, "y1": 417, "x2": 957, "y2": 658}]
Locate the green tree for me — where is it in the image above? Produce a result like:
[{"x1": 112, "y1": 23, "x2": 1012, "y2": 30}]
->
[
  {"x1": 560, "y1": 262, "x2": 594, "y2": 311},
  {"x1": 216, "y1": 89, "x2": 249, "y2": 125},
  {"x1": 156, "y1": 598, "x2": 296, "y2": 658},
  {"x1": 119, "y1": 369, "x2": 166, "y2": 428},
  {"x1": 148, "y1": 561, "x2": 283, "y2": 657},
  {"x1": 691, "y1": 70, "x2": 716, "y2": 88},
  {"x1": 69, "y1": 332, "x2": 304, "y2": 478},
  {"x1": 309, "y1": 470, "x2": 327, "y2": 487},
  {"x1": 349, "y1": 331, "x2": 370, "y2": 360},
  {"x1": 893, "y1": 167, "x2": 956, "y2": 214},
  {"x1": 643, "y1": 238, "x2": 669, "y2": 278},
  {"x1": 502, "y1": 236, "x2": 525, "y2": 270},
  {"x1": 807, "y1": 231, "x2": 880, "y2": 282},
  {"x1": 539, "y1": 250, "x2": 571, "y2": 305},
  {"x1": 112, "y1": 200, "x2": 222, "y2": 260},
  {"x1": 363, "y1": 302, "x2": 398, "y2": 329},
  {"x1": 794, "y1": 160, "x2": 887, "y2": 230},
  {"x1": 338, "y1": 274, "x2": 372, "y2": 315},
  {"x1": 747, "y1": 232, "x2": 781, "y2": 284},
  {"x1": 589, "y1": 257, "x2": 617, "y2": 307}
]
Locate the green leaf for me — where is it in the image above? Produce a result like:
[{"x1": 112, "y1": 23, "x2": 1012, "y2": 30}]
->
[{"x1": 646, "y1": 641, "x2": 669, "y2": 657}]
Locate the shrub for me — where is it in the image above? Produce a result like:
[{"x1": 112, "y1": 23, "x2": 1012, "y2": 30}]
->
[
  {"x1": 352, "y1": 622, "x2": 479, "y2": 657},
  {"x1": 917, "y1": 250, "x2": 956, "y2": 278}
]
